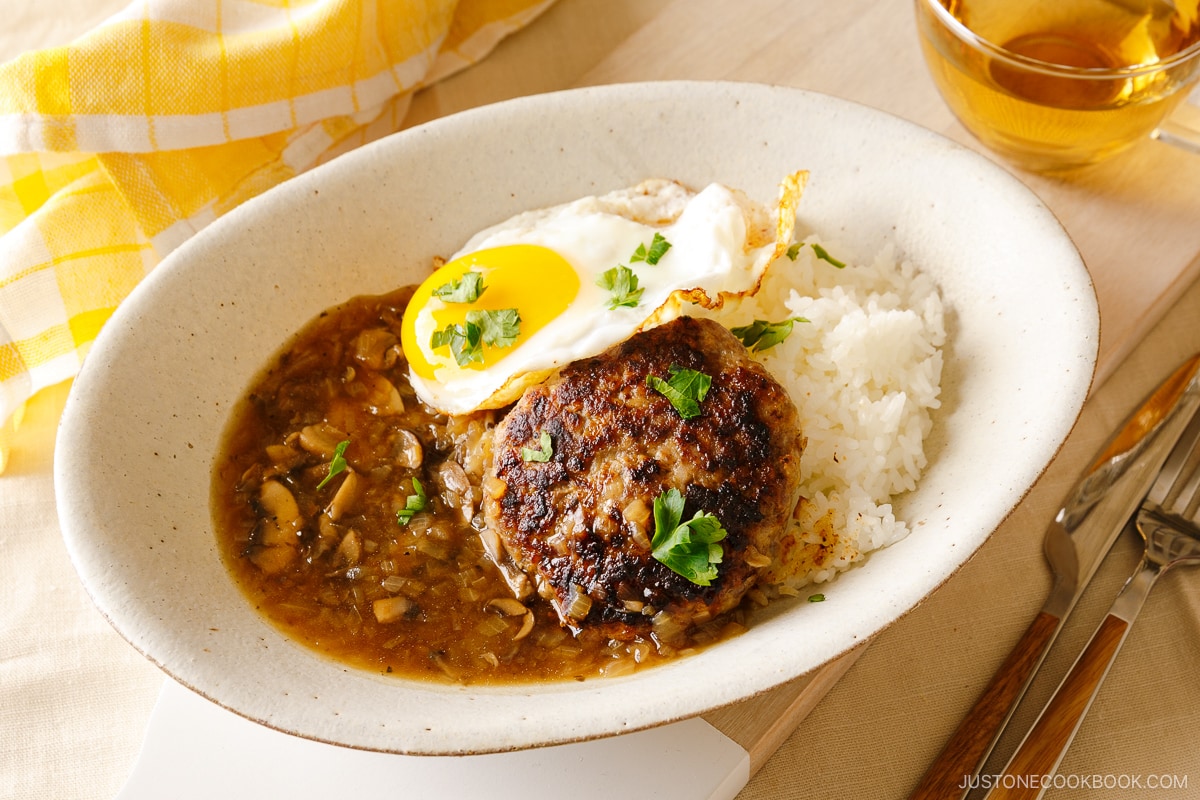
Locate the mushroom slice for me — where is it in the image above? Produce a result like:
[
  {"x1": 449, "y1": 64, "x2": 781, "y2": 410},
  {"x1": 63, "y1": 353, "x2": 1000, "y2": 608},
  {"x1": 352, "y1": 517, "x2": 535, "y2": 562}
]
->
[
  {"x1": 359, "y1": 372, "x2": 405, "y2": 416},
  {"x1": 436, "y1": 460, "x2": 474, "y2": 521},
  {"x1": 513, "y1": 611, "x2": 535, "y2": 641},
  {"x1": 373, "y1": 595, "x2": 417, "y2": 624},
  {"x1": 395, "y1": 429, "x2": 424, "y2": 470},
  {"x1": 477, "y1": 527, "x2": 532, "y2": 600},
  {"x1": 258, "y1": 479, "x2": 303, "y2": 541},
  {"x1": 333, "y1": 529, "x2": 362, "y2": 569},
  {"x1": 486, "y1": 598, "x2": 528, "y2": 616},
  {"x1": 248, "y1": 544, "x2": 296, "y2": 575},
  {"x1": 350, "y1": 328, "x2": 399, "y2": 371},
  {"x1": 326, "y1": 469, "x2": 362, "y2": 521},
  {"x1": 298, "y1": 423, "x2": 349, "y2": 459}
]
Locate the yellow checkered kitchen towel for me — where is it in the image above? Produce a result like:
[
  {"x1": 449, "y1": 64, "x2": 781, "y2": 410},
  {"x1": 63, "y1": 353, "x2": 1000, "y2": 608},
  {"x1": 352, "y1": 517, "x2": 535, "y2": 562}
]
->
[{"x1": 0, "y1": 0, "x2": 555, "y2": 470}]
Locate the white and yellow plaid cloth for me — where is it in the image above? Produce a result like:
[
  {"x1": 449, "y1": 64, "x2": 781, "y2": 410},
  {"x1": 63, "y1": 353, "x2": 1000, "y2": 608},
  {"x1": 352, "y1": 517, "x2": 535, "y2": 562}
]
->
[{"x1": 0, "y1": 0, "x2": 554, "y2": 469}]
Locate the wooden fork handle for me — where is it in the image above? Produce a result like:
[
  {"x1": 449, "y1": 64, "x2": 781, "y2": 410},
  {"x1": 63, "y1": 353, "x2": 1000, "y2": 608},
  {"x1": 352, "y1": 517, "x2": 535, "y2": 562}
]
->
[
  {"x1": 908, "y1": 610, "x2": 1061, "y2": 800},
  {"x1": 985, "y1": 614, "x2": 1131, "y2": 800}
]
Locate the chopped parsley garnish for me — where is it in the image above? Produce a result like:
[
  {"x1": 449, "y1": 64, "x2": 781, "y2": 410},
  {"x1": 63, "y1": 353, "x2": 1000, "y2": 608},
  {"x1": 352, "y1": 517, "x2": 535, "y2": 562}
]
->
[
  {"x1": 432, "y1": 271, "x2": 486, "y2": 303},
  {"x1": 467, "y1": 308, "x2": 521, "y2": 347},
  {"x1": 808, "y1": 593, "x2": 826, "y2": 603},
  {"x1": 431, "y1": 321, "x2": 483, "y2": 366},
  {"x1": 784, "y1": 241, "x2": 846, "y2": 268},
  {"x1": 596, "y1": 265, "x2": 644, "y2": 309},
  {"x1": 430, "y1": 308, "x2": 522, "y2": 366},
  {"x1": 521, "y1": 431, "x2": 554, "y2": 463},
  {"x1": 812, "y1": 243, "x2": 846, "y2": 268},
  {"x1": 646, "y1": 364, "x2": 711, "y2": 420},
  {"x1": 631, "y1": 233, "x2": 672, "y2": 265},
  {"x1": 315, "y1": 439, "x2": 350, "y2": 490},
  {"x1": 396, "y1": 477, "x2": 426, "y2": 525},
  {"x1": 650, "y1": 488, "x2": 727, "y2": 586},
  {"x1": 730, "y1": 318, "x2": 806, "y2": 353}
]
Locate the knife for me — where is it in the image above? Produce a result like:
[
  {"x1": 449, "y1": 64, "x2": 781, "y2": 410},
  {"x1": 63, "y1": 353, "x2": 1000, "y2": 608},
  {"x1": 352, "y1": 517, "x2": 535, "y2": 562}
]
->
[{"x1": 908, "y1": 352, "x2": 1200, "y2": 800}]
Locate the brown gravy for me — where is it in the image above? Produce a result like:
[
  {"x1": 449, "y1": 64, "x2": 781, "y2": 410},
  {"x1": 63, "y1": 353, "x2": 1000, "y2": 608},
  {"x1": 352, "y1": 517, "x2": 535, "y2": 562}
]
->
[{"x1": 211, "y1": 287, "x2": 745, "y2": 684}]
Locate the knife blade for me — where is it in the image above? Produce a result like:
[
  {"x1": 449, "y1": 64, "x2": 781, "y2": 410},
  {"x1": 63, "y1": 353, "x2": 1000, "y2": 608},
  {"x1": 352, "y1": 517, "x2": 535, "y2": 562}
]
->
[{"x1": 908, "y1": 352, "x2": 1200, "y2": 800}]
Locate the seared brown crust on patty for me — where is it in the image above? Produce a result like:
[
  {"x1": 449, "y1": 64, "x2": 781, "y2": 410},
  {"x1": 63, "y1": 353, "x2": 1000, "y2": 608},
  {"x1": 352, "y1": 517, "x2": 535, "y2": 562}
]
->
[{"x1": 483, "y1": 316, "x2": 805, "y2": 643}]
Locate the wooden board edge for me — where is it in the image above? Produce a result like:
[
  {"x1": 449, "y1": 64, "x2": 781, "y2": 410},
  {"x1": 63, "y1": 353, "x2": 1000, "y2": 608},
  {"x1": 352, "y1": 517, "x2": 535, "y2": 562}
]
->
[{"x1": 701, "y1": 643, "x2": 869, "y2": 775}]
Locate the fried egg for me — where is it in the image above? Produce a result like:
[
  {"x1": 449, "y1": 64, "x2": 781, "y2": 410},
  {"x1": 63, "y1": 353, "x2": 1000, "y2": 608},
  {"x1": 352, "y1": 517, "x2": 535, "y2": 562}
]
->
[{"x1": 400, "y1": 172, "x2": 807, "y2": 415}]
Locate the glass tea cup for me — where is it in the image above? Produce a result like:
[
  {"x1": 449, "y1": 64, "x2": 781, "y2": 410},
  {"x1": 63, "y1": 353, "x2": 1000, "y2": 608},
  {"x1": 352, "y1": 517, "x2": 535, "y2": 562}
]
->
[{"x1": 915, "y1": 0, "x2": 1200, "y2": 171}]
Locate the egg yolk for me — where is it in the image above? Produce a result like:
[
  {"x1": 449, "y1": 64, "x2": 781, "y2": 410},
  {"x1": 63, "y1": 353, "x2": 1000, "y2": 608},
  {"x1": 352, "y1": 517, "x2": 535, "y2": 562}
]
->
[{"x1": 401, "y1": 244, "x2": 581, "y2": 380}]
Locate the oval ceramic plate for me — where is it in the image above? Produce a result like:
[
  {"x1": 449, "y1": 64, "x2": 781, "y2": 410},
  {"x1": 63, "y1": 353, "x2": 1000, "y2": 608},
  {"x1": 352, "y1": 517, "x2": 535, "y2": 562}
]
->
[{"x1": 56, "y1": 82, "x2": 1098, "y2": 755}]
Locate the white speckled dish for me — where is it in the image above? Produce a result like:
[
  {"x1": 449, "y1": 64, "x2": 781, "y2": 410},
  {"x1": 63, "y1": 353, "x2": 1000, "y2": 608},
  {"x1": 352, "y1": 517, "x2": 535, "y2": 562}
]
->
[{"x1": 55, "y1": 82, "x2": 1098, "y2": 755}]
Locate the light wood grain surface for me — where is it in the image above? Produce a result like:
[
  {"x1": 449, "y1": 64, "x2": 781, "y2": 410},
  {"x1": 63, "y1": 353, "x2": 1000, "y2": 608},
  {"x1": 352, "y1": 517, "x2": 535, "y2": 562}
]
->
[{"x1": 4, "y1": 1, "x2": 1200, "y2": 798}]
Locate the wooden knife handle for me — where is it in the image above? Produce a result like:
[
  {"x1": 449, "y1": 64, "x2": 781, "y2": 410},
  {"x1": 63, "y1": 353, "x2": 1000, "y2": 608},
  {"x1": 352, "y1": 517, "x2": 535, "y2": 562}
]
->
[
  {"x1": 908, "y1": 611, "x2": 1061, "y2": 800},
  {"x1": 985, "y1": 614, "x2": 1130, "y2": 800}
]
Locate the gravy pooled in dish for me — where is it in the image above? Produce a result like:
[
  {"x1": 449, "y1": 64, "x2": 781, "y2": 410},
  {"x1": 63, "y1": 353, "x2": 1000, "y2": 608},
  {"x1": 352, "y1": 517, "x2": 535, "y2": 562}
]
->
[{"x1": 212, "y1": 289, "x2": 800, "y2": 684}]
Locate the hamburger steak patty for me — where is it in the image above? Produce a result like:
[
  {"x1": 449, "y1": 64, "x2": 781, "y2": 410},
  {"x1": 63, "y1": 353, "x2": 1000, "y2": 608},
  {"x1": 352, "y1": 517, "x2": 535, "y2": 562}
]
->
[{"x1": 483, "y1": 316, "x2": 805, "y2": 643}]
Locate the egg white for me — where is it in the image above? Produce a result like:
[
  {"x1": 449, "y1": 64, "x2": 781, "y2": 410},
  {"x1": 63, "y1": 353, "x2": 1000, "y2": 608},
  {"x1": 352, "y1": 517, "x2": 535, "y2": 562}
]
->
[{"x1": 407, "y1": 174, "x2": 805, "y2": 414}]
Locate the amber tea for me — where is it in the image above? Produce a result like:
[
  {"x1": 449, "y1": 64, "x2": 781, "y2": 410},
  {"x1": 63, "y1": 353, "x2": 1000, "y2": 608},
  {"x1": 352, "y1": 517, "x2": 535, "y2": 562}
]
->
[{"x1": 916, "y1": 0, "x2": 1200, "y2": 170}]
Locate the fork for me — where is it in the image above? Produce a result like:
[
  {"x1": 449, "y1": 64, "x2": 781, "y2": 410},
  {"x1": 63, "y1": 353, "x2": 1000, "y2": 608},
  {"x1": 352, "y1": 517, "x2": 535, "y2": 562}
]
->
[{"x1": 983, "y1": 407, "x2": 1200, "y2": 800}]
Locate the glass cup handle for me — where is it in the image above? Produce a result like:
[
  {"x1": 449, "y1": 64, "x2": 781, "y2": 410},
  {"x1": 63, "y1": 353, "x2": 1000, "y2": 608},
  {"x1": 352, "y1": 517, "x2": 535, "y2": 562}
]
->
[{"x1": 1154, "y1": 83, "x2": 1200, "y2": 155}]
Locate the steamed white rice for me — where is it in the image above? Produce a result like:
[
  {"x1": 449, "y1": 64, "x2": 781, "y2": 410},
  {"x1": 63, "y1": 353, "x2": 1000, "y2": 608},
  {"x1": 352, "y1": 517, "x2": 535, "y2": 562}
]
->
[{"x1": 710, "y1": 235, "x2": 945, "y2": 589}]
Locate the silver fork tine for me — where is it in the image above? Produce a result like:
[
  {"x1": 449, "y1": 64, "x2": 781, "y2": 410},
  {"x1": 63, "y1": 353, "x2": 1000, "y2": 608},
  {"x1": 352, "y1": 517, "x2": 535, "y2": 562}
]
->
[
  {"x1": 1146, "y1": 408, "x2": 1200, "y2": 513},
  {"x1": 1174, "y1": 449, "x2": 1200, "y2": 519}
]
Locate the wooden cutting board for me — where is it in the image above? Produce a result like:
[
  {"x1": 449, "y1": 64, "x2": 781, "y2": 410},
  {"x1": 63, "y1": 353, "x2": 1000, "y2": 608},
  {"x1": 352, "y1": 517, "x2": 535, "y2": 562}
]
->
[
  {"x1": 410, "y1": 0, "x2": 1200, "y2": 777},
  {"x1": 701, "y1": 646, "x2": 866, "y2": 773}
]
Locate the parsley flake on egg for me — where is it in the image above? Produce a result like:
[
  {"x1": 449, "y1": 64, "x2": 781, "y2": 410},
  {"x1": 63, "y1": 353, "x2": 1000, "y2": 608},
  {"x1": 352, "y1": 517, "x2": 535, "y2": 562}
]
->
[
  {"x1": 431, "y1": 308, "x2": 522, "y2": 367},
  {"x1": 399, "y1": 173, "x2": 807, "y2": 416},
  {"x1": 630, "y1": 232, "x2": 672, "y2": 265},
  {"x1": 432, "y1": 270, "x2": 486, "y2": 303},
  {"x1": 596, "y1": 265, "x2": 644, "y2": 309}
]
